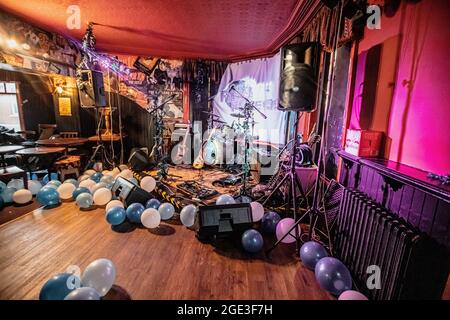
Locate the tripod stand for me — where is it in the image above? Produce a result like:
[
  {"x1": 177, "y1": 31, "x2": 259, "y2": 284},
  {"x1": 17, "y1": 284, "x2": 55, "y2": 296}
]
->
[{"x1": 263, "y1": 112, "x2": 309, "y2": 254}]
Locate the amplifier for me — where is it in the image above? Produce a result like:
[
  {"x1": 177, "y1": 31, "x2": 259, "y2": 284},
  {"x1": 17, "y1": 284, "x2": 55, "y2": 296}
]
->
[
  {"x1": 197, "y1": 203, "x2": 253, "y2": 242},
  {"x1": 111, "y1": 177, "x2": 153, "y2": 207}
]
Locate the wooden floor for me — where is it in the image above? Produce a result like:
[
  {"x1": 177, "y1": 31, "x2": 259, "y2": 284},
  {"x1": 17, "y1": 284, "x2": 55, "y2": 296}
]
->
[{"x1": 0, "y1": 201, "x2": 333, "y2": 300}]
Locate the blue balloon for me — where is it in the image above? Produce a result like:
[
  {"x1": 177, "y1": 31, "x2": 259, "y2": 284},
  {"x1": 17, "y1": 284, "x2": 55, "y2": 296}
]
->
[
  {"x1": 47, "y1": 180, "x2": 62, "y2": 187},
  {"x1": 145, "y1": 198, "x2": 160, "y2": 209},
  {"x1": 42, "y1": 173, "x2": 58, "y2": 184},
  {"x1": 315, "y1": 257, "x2": 352, "y2": 296},
  {"x1": 241, "y1": 229, "x2": 264, "y2": 253},
  {"x1": 37, "y1": 187, "x2": 60, "y2": 207},
  {"x1": 39, "y1": 273, "x2": 80, "y2": 300},
  {"x1": 76, "y1": 193, "x2": 93, "y2": 209},
  {"x1": 1, "y1": 187, "x2": 17, "y2": 203},
  {"x1": 0, "y1": 181, "x2": 7, "y2": 194},
  {"x1": 261, "y1": 211, "x2": 281, "y2": 233},
  {"x1": 300, "y1": 241, "x2": 329, "y2": 270},
  {"x1": 91, "y1": 172, "x2": 103, "y2": 183},
  {"x1": 72, "y1": 187, "x2": 91, "y2": 200},
  {"x1": 0, "y1": 194, "x2": 4, "y2": 208},
  {"x1": 64, "y1": 179, "x2": 79, "y2": 187},
  {"x1": 106, "y1": 207, "x2": 126, "y2": 226},
  {"x1": 126, "y1": 203, "x2": 145, "y2": 223}
]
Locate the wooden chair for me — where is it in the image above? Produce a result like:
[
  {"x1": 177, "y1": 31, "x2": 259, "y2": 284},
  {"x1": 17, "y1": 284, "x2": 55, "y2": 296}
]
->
[{"x1": 38, "y1": 124, "x2": 57, "y2": 140}]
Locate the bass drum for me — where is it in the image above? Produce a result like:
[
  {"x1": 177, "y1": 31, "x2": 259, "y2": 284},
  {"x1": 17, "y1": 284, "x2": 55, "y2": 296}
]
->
[{"x1": 203, "y1": 140, "x2": 234, "y2": 166}]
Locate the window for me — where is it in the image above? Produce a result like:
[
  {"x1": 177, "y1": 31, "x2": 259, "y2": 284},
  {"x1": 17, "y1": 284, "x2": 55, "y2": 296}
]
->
[{"x1": 0, "y1": 81, "x2": 22, "y2": 131}]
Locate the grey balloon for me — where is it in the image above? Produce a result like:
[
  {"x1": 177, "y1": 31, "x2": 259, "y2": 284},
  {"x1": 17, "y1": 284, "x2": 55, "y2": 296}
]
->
[
  {"x1": 180, "y1": 204, "x2": 197, "y2": 227},
  {"x1": 64, "y1": 287, "x2": 101, "y2": 300},
  {"x1": 81, "y1": 258, "x2": 116, "y2": 297}
]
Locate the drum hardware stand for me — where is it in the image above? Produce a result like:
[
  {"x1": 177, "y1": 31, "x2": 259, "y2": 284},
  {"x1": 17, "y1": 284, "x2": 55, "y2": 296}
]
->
[
  {"x1": 228, "y1": 86, "x2": 267, "y2": 198},
  {"x1": 266, "y1": 0, "x2": 343, "y2": 255}
]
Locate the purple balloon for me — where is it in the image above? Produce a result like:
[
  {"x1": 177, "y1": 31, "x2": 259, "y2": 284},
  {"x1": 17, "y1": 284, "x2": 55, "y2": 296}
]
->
[
  {"x1": 300, "y1": 241, "x2": 328, "y2": 270},
  {"x1": 275, "y1": 218, "x2": 301, "y2": 243},
  {"x1": 315, "y1": 257, "x2": 352, "y2": 296},
  {"x1": 338, "y1": 290, "x2": 368, "y2": 300}
]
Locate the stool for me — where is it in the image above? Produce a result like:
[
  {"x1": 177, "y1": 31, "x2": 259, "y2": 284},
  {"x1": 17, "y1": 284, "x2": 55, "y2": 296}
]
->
[
  {"x1": 0, "y1": 166, "x2": 28, "y2": 189},
  {"x1": 54, "y1": 156, "x2": 81, "y2": 181}
]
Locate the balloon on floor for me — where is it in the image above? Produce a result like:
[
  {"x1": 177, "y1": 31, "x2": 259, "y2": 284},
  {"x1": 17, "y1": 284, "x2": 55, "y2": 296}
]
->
[
  {"x1": 250, "y1": 201, "x2": 264, "y2": 222},
  {"x1": 241, "y1": 229, "x2": 264, "y2": 253},
  {"x1": 300, "y1": 241, "x2": 328, "y2": 270},
  {"x1": 64, "y1": 287, "x2": 101, "y2": 300},
  {"x1": 37, "y1": 186, "x2": 60, "y2": 207},
  {"x1": 39, "y1": 273, "x2": 80, "y2": 300},
  {"x1": 146, "y1": 198, "x2": 160, "y2": 209},
  {"x1": 315, "y1": 257, "x2": 352, "y2": 296},
  {"x1": 140, "y1": 176, "x2": 156, "y2": 192},
  {"x1": 105, "y1": 199, "x2": 124, "y2": 212},
  {"x1": 12, "y1": 189, "x2": 32, "y2": 204},
  {"x1": 81, "y1": 258, "x2": 116, "y2": 297},
  {"x1": 57, "y1": 183, "x2": 76, "y2": 200},
  {"x1": 261, "y1": 211, "x2": 281, "y2": 233},
  {"x1": 338, "y1": 290, "x2": 368, "y2": 300},
  {"x1": 1, "y1": 187, "x2": 16, "y2": 203},
  {"x1": 76, "y1": 193, "x2": 93, "y2": 209},
  {"x1": 93, "y1": 188, "x2": 112, "y2": 206},
  {"x1": 180, "y1": 204, "x2": 197, "y2": 227},
  {"x1": 216, "y1": 194, "x2": 235, "y2": 205},
  {"x1": 72, "y1": 187, "x2": 91, "y2": 200},
  {"x1": 159, "y1": 202, "x2": 175, "y2": 220},
  {"x1": 275, "y1": 218, "x2": 301, "y2": 243},
  {"x1": 63, "y1": 179, "x2": 79, "y2": 187},
  {"x1": 106, "y1": 207, "x2": 126, "y2": 226},
  {"x1": 141, "y1": 208, "x2": 161, "y2": 228},
  {"x1": 126, "y1": 203, "x2": 145, "y2": 223}
]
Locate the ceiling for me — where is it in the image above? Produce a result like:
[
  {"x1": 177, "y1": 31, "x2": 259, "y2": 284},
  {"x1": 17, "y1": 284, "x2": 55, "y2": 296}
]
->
[{"x1": 0, "y1": 0, "x2": 321, "y2": 61}]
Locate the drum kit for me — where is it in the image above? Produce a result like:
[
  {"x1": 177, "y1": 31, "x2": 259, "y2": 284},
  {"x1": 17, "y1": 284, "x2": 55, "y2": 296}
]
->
[{"x1": 194, "y1": 82, "x2": 268, "y2": 196}]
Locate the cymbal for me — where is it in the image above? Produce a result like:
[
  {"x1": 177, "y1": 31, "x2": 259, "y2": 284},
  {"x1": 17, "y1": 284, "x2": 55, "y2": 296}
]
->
[{"x1": 230, "y1": 113, "x2": 245, "y2": 118}]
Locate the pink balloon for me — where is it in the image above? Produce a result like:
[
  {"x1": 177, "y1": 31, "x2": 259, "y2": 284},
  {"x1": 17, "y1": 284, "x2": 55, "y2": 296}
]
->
[
  {"x1": 338, "y1": 290, "x2": 368, "y2": 300},
  {"x1": 275, "y1": 218, "x2": 301, "y2": 244}
]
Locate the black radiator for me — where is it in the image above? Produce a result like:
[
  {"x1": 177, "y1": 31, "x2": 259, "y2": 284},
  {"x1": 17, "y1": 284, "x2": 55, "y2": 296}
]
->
[{"x1": 333, "y1": 188, "x2": 449, "y2": 300}]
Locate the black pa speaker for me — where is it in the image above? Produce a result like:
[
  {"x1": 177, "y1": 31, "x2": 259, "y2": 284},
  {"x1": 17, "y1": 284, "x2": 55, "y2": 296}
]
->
[
  {"x1": 128, "y1": 148, "x2": 154, "y2": 171},
  {"x1": 111, "y1": 177, "x2": 153, "y2": 207},
  {"x1": 279, "y1": 43, "x2": 320, "y2": 112},
  {"x1": 197, "y1": 203, "x2": 253, "y2": 242},
  {"x1": 79, "y1": 70, "x2": 106, "y2": 108}
]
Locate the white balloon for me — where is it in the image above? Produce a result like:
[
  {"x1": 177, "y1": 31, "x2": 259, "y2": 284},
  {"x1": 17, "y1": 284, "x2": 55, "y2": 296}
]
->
[
  {"x1": 78, "y1": 174, "x2": 90, "y2": 182},
  {"x1": 102, "y1": 170, "x2": 111, "y2": 175},
  {"x1": 180, "y1": 204, "x2": 197, "y2": 227},
  {"x1": 64, "y1": 287, "x2": 101, "y2": 300},
  {"x1": 27, "y1": 180, "x2": 42, "y2": 195},
  {"x1": 79, "y1": 179, "x2": 96, "y2": 190},
  {"x1": 81, "y1": 258, "x2": 116, "y2": 297},
  {"x1": 140, "y1": 176, "x2": 156, "y2": 193},
  {"x1": 91, "y1": 182, "x2": 107, "y2": 194},
  {"x1": 141, "y1": 208, "x2": 161, "y2": 228},
  {"x1": 12, "y1": 189, "x2": 32, "y2": 204},
  {"x1": 118, "y1": 164, "x2": 128, "y2": 171},
  {"x1": 250, "y1": 201, "x2": 264, "y2": 222},
  {"x1": 118, "y1": 169, "x2": 133, "y2": 180},
  {"x1": 84, "y1": 169, "x2": 96, "y2": 177},
  {"x1": 105, "y1": 200, "x2": 124, "y2": 212},
  {"x1": 57, "y1": 183, "x2": 76, "y2": 200},
  {"x1": 7, "y1": 179, "x2": 24, "y2": 190},
  {"x1": 216, "y1": 194, "x2": 236, "y2": 205},
  {"x1": 93, "y1": 188, "x2": 112, "y2": 206}
]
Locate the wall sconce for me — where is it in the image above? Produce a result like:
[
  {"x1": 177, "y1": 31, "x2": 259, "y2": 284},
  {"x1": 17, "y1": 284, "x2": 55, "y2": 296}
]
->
[{"x1": 54, "y1": 80, "x2": 67, "y2": 95}]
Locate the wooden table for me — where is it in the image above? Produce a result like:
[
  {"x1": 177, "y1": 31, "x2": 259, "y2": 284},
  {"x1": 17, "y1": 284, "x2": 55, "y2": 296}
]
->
[
  {"x1": 88, "y1": 134, "x2": 123, "y2": 142},
  {"x1": 16, "y1": 147, "x2": 66, "y2": 177},
  {"x1": 0, "y1": 145, "x2": 24, "y2": 169},
  {"x1": 36, "y1": 137, "x2": 88, "y2": 147}
]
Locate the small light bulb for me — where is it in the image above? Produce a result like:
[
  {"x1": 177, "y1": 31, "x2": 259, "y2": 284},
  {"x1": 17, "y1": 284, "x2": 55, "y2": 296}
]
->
[
  {"x1": 6, "y1": 39, "x2": 17, "y2": 49},
  {"x1": 56, "y1": 86, "x2": 63, "y2": 94}
]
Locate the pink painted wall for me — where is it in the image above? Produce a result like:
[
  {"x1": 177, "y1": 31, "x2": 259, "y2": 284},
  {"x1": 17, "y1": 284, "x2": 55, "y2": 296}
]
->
[{"x1": 350, "y1": 0, "x2": 450, "y2": 174}]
